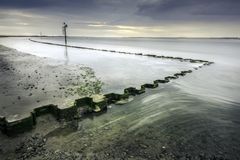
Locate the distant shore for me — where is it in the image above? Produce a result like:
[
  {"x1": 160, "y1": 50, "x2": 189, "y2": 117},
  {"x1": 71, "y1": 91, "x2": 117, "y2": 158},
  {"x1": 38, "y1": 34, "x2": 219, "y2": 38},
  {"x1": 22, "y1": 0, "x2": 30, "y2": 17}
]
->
[{"x1": 0, "y1": 35, "x2": 239, "y2": 39}]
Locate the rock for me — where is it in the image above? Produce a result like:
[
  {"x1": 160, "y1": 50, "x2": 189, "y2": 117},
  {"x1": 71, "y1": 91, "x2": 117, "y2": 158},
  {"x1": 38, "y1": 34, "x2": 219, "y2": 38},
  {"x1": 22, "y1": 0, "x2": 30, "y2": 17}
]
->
[
  {"x1": 104, "y1": 127, "x2": 109, "y2": 130},
  {"x1": 15, "y1": 133, "x2": 46, "y2": 159},
  {"x1": 139, "y1": 144, "x2": 148, "y2": 149}
]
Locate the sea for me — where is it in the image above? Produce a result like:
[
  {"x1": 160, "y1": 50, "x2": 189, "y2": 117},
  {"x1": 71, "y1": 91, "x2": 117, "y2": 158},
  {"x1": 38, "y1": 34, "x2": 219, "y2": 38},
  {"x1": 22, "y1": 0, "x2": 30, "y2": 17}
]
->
[{"x1": 0, "y1": 37, "x2": 240, "y2": 159}]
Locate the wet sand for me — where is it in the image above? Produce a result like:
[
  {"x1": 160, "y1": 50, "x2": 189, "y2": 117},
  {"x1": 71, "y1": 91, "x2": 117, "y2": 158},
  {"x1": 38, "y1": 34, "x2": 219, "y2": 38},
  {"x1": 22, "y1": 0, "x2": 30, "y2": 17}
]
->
[{"x1": 0, "y1": 45, "x2": 102, "y2": 120}]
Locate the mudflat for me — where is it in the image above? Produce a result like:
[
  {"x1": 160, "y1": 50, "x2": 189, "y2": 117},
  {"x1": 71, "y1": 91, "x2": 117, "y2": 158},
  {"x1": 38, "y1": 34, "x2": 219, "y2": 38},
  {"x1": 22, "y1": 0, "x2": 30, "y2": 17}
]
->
[{"x1": 0, "y1": 45, "x2": 102, "y2": 120}]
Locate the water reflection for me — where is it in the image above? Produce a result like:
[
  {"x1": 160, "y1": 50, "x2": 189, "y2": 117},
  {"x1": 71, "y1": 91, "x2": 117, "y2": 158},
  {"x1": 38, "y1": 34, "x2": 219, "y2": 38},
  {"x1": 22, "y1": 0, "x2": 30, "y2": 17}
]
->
[{"x1": 64, "y1": 46, "x2": 69, "y2": 65}]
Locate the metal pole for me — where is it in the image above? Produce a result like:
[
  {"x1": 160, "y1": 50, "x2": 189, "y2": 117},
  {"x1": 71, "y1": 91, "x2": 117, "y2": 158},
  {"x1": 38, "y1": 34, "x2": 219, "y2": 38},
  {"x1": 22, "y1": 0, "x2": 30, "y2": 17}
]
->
[
  {"x1": 63, "y1": 22, "x2": 68, "y2": 46},
  {"x1": 64, "y1": 27, "x2": 67, "y2": 45}
]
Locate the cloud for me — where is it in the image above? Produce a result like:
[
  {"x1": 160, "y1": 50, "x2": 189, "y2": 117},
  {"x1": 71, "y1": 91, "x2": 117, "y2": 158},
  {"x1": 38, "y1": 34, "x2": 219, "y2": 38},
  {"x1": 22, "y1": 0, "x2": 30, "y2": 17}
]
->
[
  {"x1": 87, "y1": 23, "x2": 165, "y2": 32},
  {"x1": 0, "y1": 0, "x2": 239, "y2": 36},
  {"x1": 0, "y1": 0, "x2": 98, "y2": 9},
  {"x1": 16, "y1": 22, "x2": 29, "y2": 26},
  {"x1": 0, "y1": 0, "x2": 51, "y2": 8},
  {"x1": 137, "y1": 0, "x2": 240, "y2": 20},
  {"x1": 0, "y1": 10, "x2": 45, "y2": 19}
]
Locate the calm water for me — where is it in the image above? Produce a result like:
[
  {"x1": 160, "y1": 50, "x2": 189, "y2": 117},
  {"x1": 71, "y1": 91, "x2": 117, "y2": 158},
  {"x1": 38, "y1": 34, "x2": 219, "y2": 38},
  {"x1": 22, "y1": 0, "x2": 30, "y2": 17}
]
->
[
  {"x1": 0, "y1": 37, "x2": 240, "y2": 159},
  {"x1": 0, "y1": 37, "x2": 199, "y2": 94}
]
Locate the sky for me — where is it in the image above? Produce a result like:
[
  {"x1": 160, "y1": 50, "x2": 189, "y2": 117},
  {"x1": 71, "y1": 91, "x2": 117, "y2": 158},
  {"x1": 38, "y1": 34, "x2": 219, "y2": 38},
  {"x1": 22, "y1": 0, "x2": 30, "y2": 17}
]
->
[{"x1": 0, "y1": 0, "x2": 240, "y2": 37}]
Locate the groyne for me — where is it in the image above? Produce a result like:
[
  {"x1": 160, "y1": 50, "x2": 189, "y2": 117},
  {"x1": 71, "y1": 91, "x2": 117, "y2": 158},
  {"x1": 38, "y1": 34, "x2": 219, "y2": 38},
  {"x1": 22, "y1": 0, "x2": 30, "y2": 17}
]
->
[
  {"x1": 0, "y1": 39, "x2": 214, "y2": 136},
  {"x1": 29, "y1": 39, "x2": 213, "y2": 64}
]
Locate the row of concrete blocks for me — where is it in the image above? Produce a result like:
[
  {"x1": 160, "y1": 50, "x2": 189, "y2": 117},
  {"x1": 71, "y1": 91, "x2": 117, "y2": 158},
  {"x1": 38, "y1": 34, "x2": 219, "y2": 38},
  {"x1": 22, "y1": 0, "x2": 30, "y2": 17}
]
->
[
  {"x1": 29, "y1": 39, "x2": 214, "y2": 64},
  {"x1": 0, "y1": 68, "x2": 205, "y2": 136},
  {"x1": 0, "y1": 39, "x2": 212, "y2": 136}
]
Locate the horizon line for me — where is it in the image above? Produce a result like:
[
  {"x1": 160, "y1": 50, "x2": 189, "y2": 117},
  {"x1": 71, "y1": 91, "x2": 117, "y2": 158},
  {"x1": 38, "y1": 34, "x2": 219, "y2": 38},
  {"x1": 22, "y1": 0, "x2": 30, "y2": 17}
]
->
[{"x1": 0, "y1": 35, "x2": 239, "y2": 39}]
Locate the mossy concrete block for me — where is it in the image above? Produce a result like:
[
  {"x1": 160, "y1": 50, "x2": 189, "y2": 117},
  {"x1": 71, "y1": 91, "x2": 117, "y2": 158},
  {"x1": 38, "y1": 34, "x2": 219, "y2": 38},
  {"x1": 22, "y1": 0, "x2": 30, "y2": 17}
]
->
[
  {"x1": 58, "y1": 106, "x2": 77, "y2": 120},
  {"x1": 0, "y1": 116, "x2": 5, "y2": 124},
  {"x1": 104, "y1": 93, "x2": 125, "y2": 104},
  {"x1": 154, "y1": 79, "x2": 169, "y2": 84},
  {"x1": 145, "y1": 54, "x2": 156, "y2": 58},
  {"x1": 190, "y1": 59, "x2": 198, "y2": 63},
  {"x1": 75, "y1": 96, "x2": 107, "y2": 113},
  {"x1": 141, "y1": 83, "x2": 158, "y2": 89},
  {"x1": 184, "y1": 58, "x2": 191, "y2": 61},
  {"x1": 121, "y1": 93, "x2": 130, "y2": 99},
  {"x1": 91, "y1": 94, "x2": 107, "y2": 112},
  {"x1": 0, "y1": 116, "x2": 6, "y2": 131},
  {"x1": 174, "y1": 73, "x2": 185, "y2": 77},
  {"x1": 33, "y1": 104, "x2": 58, "y2": 117},
  {"x1": 75, "y1": 97, "x2": 92, "y2": 107},
  {"x1": 104, "y1": 93, "x2": 120, "y2": 102},
  {"x1": 197, "y1": 60, "x2": 208, "y2": 63},
  {"x1": 174, "y1": 57, "x2": 183, "y2": 60},
  {"x1": 91, "y1": 94, "x2": 105, "y2": 103},
  {"x1": 181, "y1": 70, "x2": 192, "y2": 74},
  {"x1": 4, "y1": 114, "x2": 35, "y2": 136},
  {"x1": 204, "y1": 62, "x2": 214, "y2": 66},
  {"x1": 51, "y1": 105, "x2": 60, "y2": 118},
  {"x1": 156, "y1": 55, "x2": 163, "y2": 58},
  {"x1": 165, "y1": 76, "x2": 178, "y2": 80},
  {"x1": 164, "y1": 56, "x2": 174, "y2": 59},
  {"x1": 137, "y1": 89, "x2": 146, "y2": 94},
  {"x1": 75, "y1": 97, "x2": 94, "y2": 113},
  {"x1": 124, "y1": 87, "x2": 144, "y2": 96}
]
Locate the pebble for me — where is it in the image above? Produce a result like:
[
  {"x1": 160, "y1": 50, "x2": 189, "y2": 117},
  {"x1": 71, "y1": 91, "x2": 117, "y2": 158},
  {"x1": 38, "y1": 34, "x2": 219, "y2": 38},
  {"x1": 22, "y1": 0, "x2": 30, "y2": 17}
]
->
[
  {"x1": 104, "y1": 127, "x2": 109, "y2": 130},
  {"x1": 139, "y1": 144, "x2": 148, "y2": 149}
]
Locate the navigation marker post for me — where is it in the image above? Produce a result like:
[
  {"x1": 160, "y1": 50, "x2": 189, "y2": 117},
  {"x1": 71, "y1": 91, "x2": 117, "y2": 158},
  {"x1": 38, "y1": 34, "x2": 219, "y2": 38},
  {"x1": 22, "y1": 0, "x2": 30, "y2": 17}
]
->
[{"x1": 62, "y1": 22, "x2": 68, "y2": 46}]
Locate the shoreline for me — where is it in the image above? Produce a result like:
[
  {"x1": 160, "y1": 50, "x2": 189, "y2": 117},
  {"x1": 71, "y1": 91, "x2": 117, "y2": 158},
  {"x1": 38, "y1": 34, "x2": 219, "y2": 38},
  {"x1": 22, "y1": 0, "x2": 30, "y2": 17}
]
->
[
  {"x1": 0, "y1": 43, "x2": 213, "y2": 135},
  {"x1": 1, "y1": 35, "x2": 240, "y2": 40}
]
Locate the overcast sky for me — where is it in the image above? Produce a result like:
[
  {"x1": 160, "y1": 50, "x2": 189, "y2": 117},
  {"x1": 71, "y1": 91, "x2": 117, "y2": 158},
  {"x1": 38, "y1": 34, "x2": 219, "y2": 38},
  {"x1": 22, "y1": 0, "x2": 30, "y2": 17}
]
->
[{"x1": 0, "y1": 0, "x2": 239, "y2": 37}]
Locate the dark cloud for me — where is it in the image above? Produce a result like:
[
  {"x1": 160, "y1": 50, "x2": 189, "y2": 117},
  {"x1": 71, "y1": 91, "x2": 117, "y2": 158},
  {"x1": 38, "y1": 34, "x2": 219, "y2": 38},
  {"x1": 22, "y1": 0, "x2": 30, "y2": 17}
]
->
[
  {"x1": 0, "y1": 0, "x2": 98, "y2": 9},
  {"x1": 0, "y1": 0, "x2": 52, "y2": 8},
  {"x1": 0, "y1": 0, "x2": 239, "y2": 36},
  {"x1": 137, "y1": 0, "x2": 240, "y2": 20}
]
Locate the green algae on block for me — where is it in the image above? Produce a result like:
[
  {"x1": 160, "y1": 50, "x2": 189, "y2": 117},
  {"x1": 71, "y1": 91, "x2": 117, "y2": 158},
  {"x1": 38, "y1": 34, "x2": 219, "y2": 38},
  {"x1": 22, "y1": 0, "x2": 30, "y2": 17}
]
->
[{"x1": 91, "y1": 94, "x2": 107, "y2": 112}]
